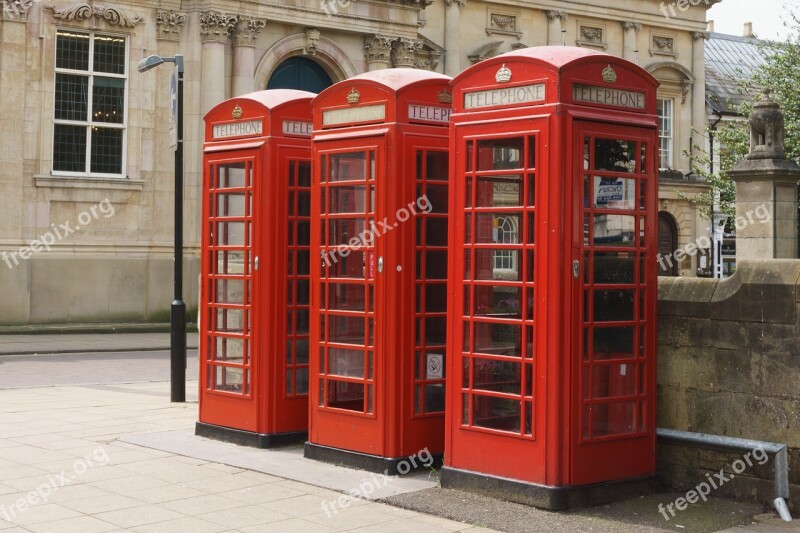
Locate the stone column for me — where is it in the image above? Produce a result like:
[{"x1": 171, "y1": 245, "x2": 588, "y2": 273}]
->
[
  {"x1": 691, "y1": 32, "x2": 708, "y2": 139},
  {"x1": 621, "y1": 21, "x2": 641, "y2": 61},
  {"x1": 444, "y1": 0, "x2": 465, "y2": 76},
  {"x1": 364, "y1": 34, "x2": 393, "y2": 71},
  {"x1": 231, "y1": 17, "x2": 266, "y2": 97},
  {"x1": 545, "y1": 10, "x2": 567, "y2": 46},
  {"x1": 728, "y1": 91, "x2": 800, "y2": 259},
  {"x1": 200, "y1": 11, "x2": 237, "y2": 114},
  {"x1": 391, "y1": 38, "x2": 422, "y2": 68}
]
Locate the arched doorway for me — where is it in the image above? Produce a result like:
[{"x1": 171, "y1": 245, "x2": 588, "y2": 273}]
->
[
  {"x1": 658, "y1": 212, "x2": 679, "y2": 276},
  {"x1": 267, "y1": 56, "x2": 333, "y2": 94}
]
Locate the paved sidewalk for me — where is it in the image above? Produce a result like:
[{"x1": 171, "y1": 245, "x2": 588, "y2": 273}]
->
[
  {"x1": 0, "y1": 333, "x2": 199, "y2": 356},
  {"x1": 0, "y1": 381, "x2": 490, "y2": 533}
]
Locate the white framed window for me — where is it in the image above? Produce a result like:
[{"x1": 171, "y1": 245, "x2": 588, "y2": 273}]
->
[
  {"x1": 493, "y1": 215, "x2": 518, "y2": 272},
  {"x1": 53, "y1": 29, "x2": 127, "y2": 177},
  {"x1": 657, "y1": 98, "x2": 673, "y2": 170}
]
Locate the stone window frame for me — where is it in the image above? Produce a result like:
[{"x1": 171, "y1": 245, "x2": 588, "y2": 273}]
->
[
  {"x1": 657, "y1": 95, "x2": 676, "y2": 170},
  {"x1": 51, "y1": 28, "x2": 130, "y2": 180},
  {"x1": 486, "y1": 9, "x2": 522, "y2": 40},
  {"x1": 575, "y1": 21, "x2": 608, "y2": 50}
]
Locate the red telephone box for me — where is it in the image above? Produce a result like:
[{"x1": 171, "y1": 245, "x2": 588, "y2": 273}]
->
[
  {"x1": 197, "y1": 89, "x2": 314, "y2": 447},
  {"x1": 441, "y1": 47, "x2": 659, "y2": 508},
  {"x1": 306, "y1": 69, "x2": 452, "y2": 473}
]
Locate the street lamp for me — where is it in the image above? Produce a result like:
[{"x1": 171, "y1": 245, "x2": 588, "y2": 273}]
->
[{"x1": 138, "y1": 54, "x2": 186, "y2": 402}]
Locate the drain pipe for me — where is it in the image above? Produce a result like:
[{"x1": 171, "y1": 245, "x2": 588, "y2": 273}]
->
[{"x1": 657, "y1": 428, "x2": 792, "y2": 522}]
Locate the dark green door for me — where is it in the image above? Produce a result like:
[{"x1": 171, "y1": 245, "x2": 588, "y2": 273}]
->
[{"x1": 267, "y1": 57, "x2": 333, "y2": 94}]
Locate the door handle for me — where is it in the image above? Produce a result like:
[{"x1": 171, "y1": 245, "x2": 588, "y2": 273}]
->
[
  {"x1": 377, "y1": 256, "x2": 384, "y2": 273},
  {"x1": 254, "y1": 256, "x2": 259, "y2": 272},
  {"x1": 572, "y1": 259, "x2": 580, "y2": 279}
]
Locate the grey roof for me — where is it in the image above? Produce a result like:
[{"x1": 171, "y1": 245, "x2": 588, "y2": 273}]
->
[{"x1": 705, "y1": 32, "x2": 768, "y2": 115}]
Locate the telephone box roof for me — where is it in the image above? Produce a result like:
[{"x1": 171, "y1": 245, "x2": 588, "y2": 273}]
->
[
  {"x1": 220, "y1": 89, "x2": 316, "y2": 111},
  {"x1": 313, "y1": 68, "x2": 451, "y2": 103}
]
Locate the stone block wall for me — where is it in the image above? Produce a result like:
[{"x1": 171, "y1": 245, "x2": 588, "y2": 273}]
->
[{"x1": 657, "y1": 260, "x2": 800, "y2": 508}]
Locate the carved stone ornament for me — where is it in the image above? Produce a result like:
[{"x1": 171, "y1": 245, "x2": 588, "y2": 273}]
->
[
  {"x1": 621, "y1": 21, "x2": 642, "y2": 32},
  {"x1": 391, "y1": 38, "x2": 422, "y2": 68},
  {"x1": 444, "y1": 0, "x2": 466, "y2": 7},
  {"x1": 231, "y1": 17, "x2": 266, "y2": 47},
  {"x1": 2, "y1": 0, "x2": 33, "y2": 22},
  {"x1": 545, "y1": 10, "x2": 567, "y2": 22},
  {"x1": 748, "y1": 89, "x2": 786, "y2": 160},
  {"x1": 364, "y1": 34, "x2": 394, "y2": 64},
  {"x1": 200, "y1": 11, "x2": 239, "y2": 44},
  {"x1": 50, "y1": 3, "x2": 143, "y2": 28},
  {"x1": 304, "y1": 28, "x2": 321, "y2": 55},
  {"x1": 156, "y1": 10, "x2": 186, "y2": 41},
  {"x1": 649, "y1": 34, "x2": 676, "y2": 57}
]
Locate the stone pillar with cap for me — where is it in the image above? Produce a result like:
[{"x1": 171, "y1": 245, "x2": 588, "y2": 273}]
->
[
  {"x1": 727, "y1": 90, "x2": 799, "y2": 259},
  {"x1": 545, "y1": 10, "x2": 567, "y2": 46}
]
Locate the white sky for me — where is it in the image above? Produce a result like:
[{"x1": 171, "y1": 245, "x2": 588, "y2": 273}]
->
[{"x1": 708, "y1": 0, "x2": 800, "y2": 41}]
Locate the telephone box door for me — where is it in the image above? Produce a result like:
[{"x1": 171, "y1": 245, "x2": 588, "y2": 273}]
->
[
  {"x1": 571, "y1": 122, "x2": 657, "y2": 485},
  {"x1": 277, "y1": 147, "x2": 312, "y2": 430},
  {"x1": 311, "y1": 137, "x2": 385, "y2": 454},
  {"x1": 200, "y1": 151, "x2": 260, "y2": 431}
]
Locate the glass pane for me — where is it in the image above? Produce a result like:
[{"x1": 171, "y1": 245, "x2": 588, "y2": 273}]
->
[
  {"x1": 475, "y1": 250, "x2": 521, "y2": 281},
  {"x1": 475, "y1": 176, "x2": 523, "y2": 207},
  {"x1": 474, "y1": 286, "x2": 521, "y2": 318},
  {"x1": 425, "y1": 185, "x2": 448, "y2": 213},
  {"x1": 215, "y1": 308, "x2": 246, "y2": 333},
  {"x1": 217, "y1": 193, "x2": 246, "y2": 218},
  {"x1": 329, "y1": 219, "x2": 366, "y2": 246},
  {"x1": 215, "y1": 251, "x2": 247, "y2": 275},
  {"x1": 93, "y1": 34, "x2": 125, "y2": 74},
  {"x1": 592, "y1": 363, "x2": 636, "y2": 399},
  {"x1": 425, "y1": 316, "x2": 447, "y2": 345},
  {"x1": 426, "y1": 151, "x2": 449, "y2": 181},
  {"x1": 593, "y1": 252, "x2": 635, "y2": 284},
  {"x1": 330, "y1": 152, "x2": 367, "y2": 181},
  {"x1": 328, "y1": 315, "x2": 365, "y2": 344},
  {"x1": 90, "y1": 127, "x2": 123, "y2": 174},
  {"x1": 93, "y1": 76, "x2": 125, "y2": 124},
  {"x1": 472, "y1": 396, "x2": 520, "y2": 432},
  {"x1": 286, "y1": 369, "x2": 294, "y2": 395},
  {"x1": 426, "y1": 218, "x2": 448, "y2": 246},
  {"x1": 56, "y1": 30, "x2": 89, "y2": 70},
  {"x1": 594, "y1": 138, "x2": 636, "y2": 173},
  {"x1": 475, "y1": 213, "x2": 521, "y2": 244},
  {"x1": 298, "y1": 191, "x2": 311, "y2": 217},
  {"x1": 55, "y1": 73, "x2": 88, "y2": 121},
  {"x1": 593, "y1": 290, "x2": 635, "y2": 321},
  {"x1": 327, "y1": 250, "x2": 366, "y2": 278},
  {"x1": 590, "y1": 177, "x2": 637, "y2": 210},
  {"x1": 214, "y1": 336, "x2": 244, "y2": 362},
  {"x1": 214, "y1": 366, "x2": 243, "y2": 393},
  {"x1": 477, "y1": 138, "x2": 523, "y2": 170},
  {"x1": 592, "y1": 215, "x2": 636, "y2": 247},
  {"x1": 329, "y1": 186, "x2": 366, "y2": 213},
  {"x1": 216, "y1": 222, "x2": 246, "y2": 246},
  {"x1": 296, "y1": 367, "x2": 309, "y2": 394},
  {"x1": 216, "y1": 279, "x2": 246, "y2": 304},
  {"x1": 328, "y1": 283, "x2": 365, "y2": 311},
  {"x1": 474, "y1": 322, "x2": 521, "y2": 357},
  {"x1": 425, "y1": 284, "x2": 447, "y2": 313},
  {"x1": 326, "y1": 380, "x2": 364, "y2": 411},
  {"x1": 593, "y1": 326, "x2": 635, "y2": 359},
  {"x1": 426, "y1": 251, "x2": 448, "y2": 279},
  {"x1": 329, "y1": 348, "x2": 364, "y2": 378},
  {"x1": 591, "y1": 401, "x2": 636, "y2": 436},
  {"x1": 53, "y1": 124, "x2": 87, "y2": 172},
  {"x1": 218, "y1": 164, "x2": 246, "y2": 188},
  {"x1": 424, "y1": 384, "x2": 445, "y2": 413},
  {"x1": 472, "y1": 359, "x2": 520, "y2": 394}
]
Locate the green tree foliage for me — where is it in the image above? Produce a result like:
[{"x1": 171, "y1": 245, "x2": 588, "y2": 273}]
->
[{"x1": 685, "y1": 12, "x2": 800, "y2": 218}]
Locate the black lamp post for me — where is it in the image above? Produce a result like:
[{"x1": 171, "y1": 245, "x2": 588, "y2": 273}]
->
[{"x1": 137, "y1": 53, "x2": 186, "y2": 402}]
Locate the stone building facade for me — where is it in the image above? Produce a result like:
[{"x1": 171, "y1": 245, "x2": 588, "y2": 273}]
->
[{"x1": 0, "y1": 0, "x2": 713, "y2": 324}]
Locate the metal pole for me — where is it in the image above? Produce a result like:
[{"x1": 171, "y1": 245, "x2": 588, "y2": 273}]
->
[{"x1": 171, "y1": 55, "x2": 186, "y2": 402}]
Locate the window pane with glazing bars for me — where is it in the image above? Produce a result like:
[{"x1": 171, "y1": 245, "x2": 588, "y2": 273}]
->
[
  {"x1": 56, "y1": 30, "x2": 89, "y2": 70},
  {"x1": 55, "y1": 74, "x2": 88, "y2": 121},
  {"x1": 93, "y1": 34, "x2": 125, "y2": 74},
  {"x1": 53, "y1": 124, "x2": 86, "y2": 172},
  {"x1": 93, "y1": 77, "x2": 125, "y2": 124},
  {"x1": 90, "y1": 127, "x2": 123, "y2": 174}
]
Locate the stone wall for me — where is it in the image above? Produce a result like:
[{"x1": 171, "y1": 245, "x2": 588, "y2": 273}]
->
[{"x1": 657, "y1": 260, "x2": 800, "y2": 508}]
